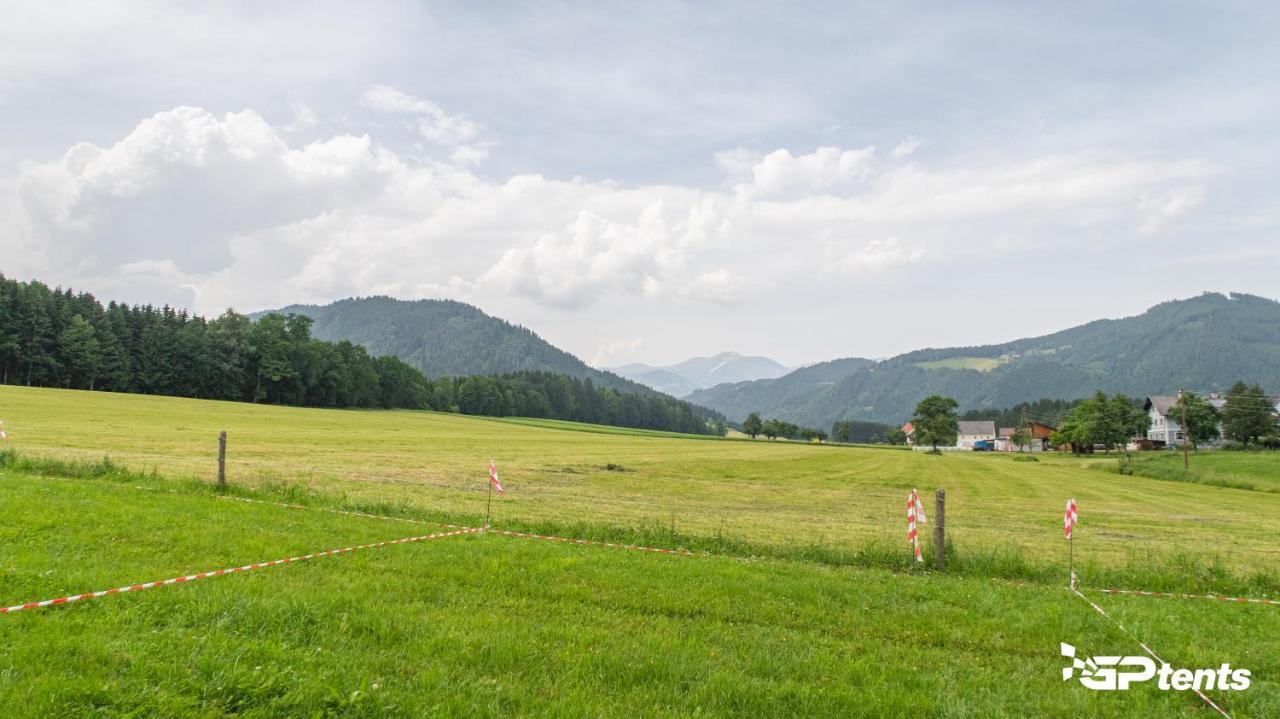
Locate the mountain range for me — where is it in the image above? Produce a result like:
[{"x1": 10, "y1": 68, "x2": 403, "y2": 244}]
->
[
  {"x1": 608, "y1": 352, "x2": 792, "y2": 397},
  {"x1": 258, "y1": 297, "x2": 654, "y2": 397},
  {"x1": 688, "y1": 292, "x2": 1280, "y2": 428}
]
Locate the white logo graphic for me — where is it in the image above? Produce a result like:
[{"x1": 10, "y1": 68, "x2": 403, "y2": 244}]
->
[{"x1": 1061, "y1": 643, "x2": 1250, "y2": 691}]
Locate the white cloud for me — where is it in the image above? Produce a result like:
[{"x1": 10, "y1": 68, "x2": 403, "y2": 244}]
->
[
  {"x1": 360, "y1": 84, "x2": 436, "y2": 114},
  {"x1": 735, "y1": 146, "x2": 876, "y2": 199},
  {"x1": 0, "y1": 104, "x2": 1221, "y2": 323},
  {"x1": 892, "y1": 135, "x2": 921, "y2": 158},
  {"x1": 361, "y1": 83, "x2": 478, "y2": 147},
  {"x1": 680, "y1": 269, "x2": 744, "y2": 304},
  {"x1": 826, "y1": 237, "x2": 925, "y2": 272}
]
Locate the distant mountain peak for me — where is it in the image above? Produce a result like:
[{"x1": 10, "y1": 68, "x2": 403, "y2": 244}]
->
[{"x1": 609, "y1": 352, "x2": 793, "y2": 397}]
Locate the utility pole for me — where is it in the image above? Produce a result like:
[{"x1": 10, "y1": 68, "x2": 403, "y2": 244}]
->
[
  {"x1": 1019, "y1": 406, "x2": 1031, "y2": 453},
  {"x1": 1179, "y1": 389, "x2": 1189, "y2": 471}
]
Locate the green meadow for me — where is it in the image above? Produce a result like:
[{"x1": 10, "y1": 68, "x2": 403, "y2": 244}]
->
[
  {"x1": 2, "y1": 385, "x2": 1279, "y2": 716},
  {"x1": 1, "y1": 473, "x2": 1277, "y2": 717},
  {"x1": 2, "y1": 386, "x2": 1278, "y2": 585}
]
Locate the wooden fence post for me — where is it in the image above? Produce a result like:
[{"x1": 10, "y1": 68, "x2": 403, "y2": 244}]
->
[
  {"x1": 218, "y1": 431, "x2": 227, "y2": 488},
  {"x1": 934, "y1": 488, "x2": 946, "y2": 570}
]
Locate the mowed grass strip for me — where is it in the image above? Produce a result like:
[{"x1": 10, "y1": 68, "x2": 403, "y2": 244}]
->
[
  {"x1": 3, "y1": 386, "x2": 1280, "y2": 582},
  {"x1": 1, "y1": 475, "x2": 1276, "y2": 717}
]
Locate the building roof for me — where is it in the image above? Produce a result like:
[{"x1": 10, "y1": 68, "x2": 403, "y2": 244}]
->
[
  {"x1": 958, "y1": 420, "x2": 996, "y2": 436},
  {"x1": 998, "y1": 427, "x2": 1017, "y2": 438},
  {"x1": 901, "y1": 422, "x2": 914, "y2": 435},
  {"x1": 1145, "y1": 395, "x2": 1179, "y2": 416}
]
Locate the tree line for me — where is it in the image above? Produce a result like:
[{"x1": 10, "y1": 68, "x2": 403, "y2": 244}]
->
[
  {"x1": 904, "y1": 387, "x2": 1278, "y2": 454},
  {"x1": 0, "y1": 276, "x2": 724, "y2": 435},
  {"x1": 740, "y1": 412, "x2": 827, "y2": 441},
  {"x1": 829, "y1": 420, "x2": 897, "y2": 444}
]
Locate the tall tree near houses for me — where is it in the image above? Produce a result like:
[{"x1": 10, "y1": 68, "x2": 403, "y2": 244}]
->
[
  {"x1": 1109, "y1": 393, "x2": 1151, "y2": 453},
  {"x1": 1010, "y1": 426, "x2": 1032, "y2": 452},
  {"x1": 1222, "y1": 381, "x2": 1275, "y2": 446},
  {"x1": 911, "y1": 395, "x2": 959, "y2": 452},
  {"x1": 1169, "y1": 391, "x2": 1220, "y2": 449}
]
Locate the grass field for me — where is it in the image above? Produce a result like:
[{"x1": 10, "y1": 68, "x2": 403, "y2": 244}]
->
[
  {"x1": 1101, "y1": 450, "x2": 1280, "y2": 494},
  {"x1": 1, "y1": 473, "x2": 1276, "y2": 717},
  {"x1": 2, "y1": 386, "x2": 1279, "y2": 716},
  {"x1": 2, "y1": 386, "x2": 1278, "y2": 590}
]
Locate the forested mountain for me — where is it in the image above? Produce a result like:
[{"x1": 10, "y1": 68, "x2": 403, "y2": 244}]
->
[
  {"x1": 261, "y1": 297, "x2": 649, "y2": 395},
  {"x1": 689, "y1": 292, "x2": 1280, "y2": 427},
  {"x1": 686, "y1": 356, "x2": 875, "y2": 421},
  {"x1": 0, "y1": 276, "x2": 725, "y2": 435},
  {"x1": 610, "y1": 352, "x2": 791, "y2": 397}
]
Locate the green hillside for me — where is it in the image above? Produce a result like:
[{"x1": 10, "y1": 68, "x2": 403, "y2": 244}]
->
[
  {"x1": 690, "y1": 292, "x2": 1280, "y2": 426},
  {"x1": 685, "y1": 356, "x2": 874, "y2": 422},
  {"x1": 264, "y1": 296, "x2": 645, "y2": 394}
]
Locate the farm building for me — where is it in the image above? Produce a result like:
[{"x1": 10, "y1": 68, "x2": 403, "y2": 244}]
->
[
  {"x1": 995, "y1": 422, "x2": 1058, "y2": 452},
  {"x1": 956, "y1": 420, "x2": 996, "y2": 449}
]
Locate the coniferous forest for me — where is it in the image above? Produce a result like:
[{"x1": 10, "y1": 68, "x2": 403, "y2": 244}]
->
[{"x1": 0, "y1": 276, "x2": 725, "y2": 436}]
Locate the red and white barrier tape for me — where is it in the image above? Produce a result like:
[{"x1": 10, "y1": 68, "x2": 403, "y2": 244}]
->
[
  {"x1": 0, "y1": 527, "x2": 482, "y2": 615},
  {"x1": 1069, "y1": 587, "x2": 1232, "y2": 718},
  {"x1": 216, "y1": 496, "x2": 700, "y2": 557},
  {"x1": 1099, "y1": 587, "x2": 1279, "y2": 607},
  {"x1": 489, "y1": 528, "x2": 701, "y2": 557}
]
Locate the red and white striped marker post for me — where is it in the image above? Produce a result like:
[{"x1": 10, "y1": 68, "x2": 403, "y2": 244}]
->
[
  {"x1": 485, "y1": 459, "x2": 504, "y2": 528},
  {"x1": 1064, "y1": 498, "x2": 1079, "y2": 588},
  {"x1": 907, "y1": 489, "x2": 927, "y2": 563}
]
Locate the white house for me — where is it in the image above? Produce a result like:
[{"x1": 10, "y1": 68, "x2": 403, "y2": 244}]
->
[
  {"x1": 1145, "y1": 394, "x2": 1231, "y2": 446},
  {"x1": 1145, "y1": 395, "x2": 1183, "y2": 445},
  {"x1": 956, "y1": 420, "x2": 996, "y2": 449}
]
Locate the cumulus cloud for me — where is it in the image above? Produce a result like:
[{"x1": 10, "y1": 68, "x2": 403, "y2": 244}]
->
[
  {"x1": 733, "y1": 146, "x2": 876, "y2": 199},
  {"x1": 0, "y1": 103, "x2": 1219, "y2": 320}
]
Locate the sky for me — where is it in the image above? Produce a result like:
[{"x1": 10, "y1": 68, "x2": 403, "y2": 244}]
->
[{"x1": 2, "y1": 2, "x2": 1278, "y2": 368}]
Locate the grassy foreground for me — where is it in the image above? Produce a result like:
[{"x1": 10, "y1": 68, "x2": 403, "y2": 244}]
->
[
  {"x1": 1, "y1": 472, "x2": 1276, "y2": 717},
  {"x1": 2, "y1": 386, "x2": 1279, "y2": 588}
]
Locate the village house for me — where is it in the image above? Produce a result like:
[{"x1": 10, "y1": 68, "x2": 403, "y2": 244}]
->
[
  {"x1": 1144, "y1": 394, "x2": 1230, "y2": 447},
  {"x1": 995, "y1": 422, "x2": 1057, "y2": 452},
  {"x1": 956, "y1": 420, "x2": 996, "y2": 449}
]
